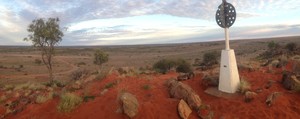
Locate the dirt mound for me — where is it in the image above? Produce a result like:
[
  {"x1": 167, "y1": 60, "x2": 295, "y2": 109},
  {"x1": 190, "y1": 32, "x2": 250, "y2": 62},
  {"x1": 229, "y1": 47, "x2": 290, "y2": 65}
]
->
[{"x1": 2, "y1": 63, "x2": 300, "y2": 119}]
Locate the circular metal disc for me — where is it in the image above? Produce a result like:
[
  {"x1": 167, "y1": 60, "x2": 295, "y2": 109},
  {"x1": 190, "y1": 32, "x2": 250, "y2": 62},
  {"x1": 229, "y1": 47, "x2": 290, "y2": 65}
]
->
[{"x1": 215, "y1": 2, "x2": 236, "y2": 28}]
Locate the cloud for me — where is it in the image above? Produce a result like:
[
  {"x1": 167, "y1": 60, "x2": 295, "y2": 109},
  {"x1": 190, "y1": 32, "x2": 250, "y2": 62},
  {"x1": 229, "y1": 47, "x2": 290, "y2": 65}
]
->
[{"x1": 0, "y1": 0, "x2": 300, "y2": 45}]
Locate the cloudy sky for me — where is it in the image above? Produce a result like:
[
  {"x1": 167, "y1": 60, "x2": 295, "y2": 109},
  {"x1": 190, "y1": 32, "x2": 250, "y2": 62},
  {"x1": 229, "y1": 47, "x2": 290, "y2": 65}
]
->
[{"x1": 0, "y1": 0, "x2": 299, "y2": 46}]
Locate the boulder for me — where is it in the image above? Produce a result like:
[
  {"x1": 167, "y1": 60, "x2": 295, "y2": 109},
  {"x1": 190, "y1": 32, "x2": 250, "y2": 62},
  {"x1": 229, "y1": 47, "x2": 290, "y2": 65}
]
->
[
  {"x1": 177, "y1": 74, "x2": 188, "y2": 81},
  {"x1": 186, "y1": 93, "x2": 202, "y2": 110},
  {"x1": 202, "y1": 75, "x2": 219, "y2": 87},
  {"x1": 292, "y1": 61, "x2": 300, "y2": 75},
  {"x1": 120, "y1": 92, "x2": 139, "y2": 118},
  {"x1": 166, "y1": 79, "x2": 202, "y2": 110},
  {"x1": 178, "y1": 99, "x2": 192, "y2": 119},
  {"x1": 282, "y1": 72, "x2": 300, "y2": 90}
]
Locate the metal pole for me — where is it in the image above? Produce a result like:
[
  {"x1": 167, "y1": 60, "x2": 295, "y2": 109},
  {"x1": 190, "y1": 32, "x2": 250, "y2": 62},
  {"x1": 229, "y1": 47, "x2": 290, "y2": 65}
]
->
[{"x1": 225, "y1": 28, "x2": 230, "y2": 50}]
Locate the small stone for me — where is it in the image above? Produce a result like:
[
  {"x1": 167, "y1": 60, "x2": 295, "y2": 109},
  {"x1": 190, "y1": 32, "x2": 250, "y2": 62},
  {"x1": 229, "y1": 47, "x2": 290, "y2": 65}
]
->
[
  {"x1": 244, "y1": 91, "x2": 257, "y2": 102},
  {"x1": 178, "y1": 99, "x2": 192, "y2": 119},
  {"x1": 120, "y1": 92, "x2": 139, "y2": 118},
  {"x1": 100, "y1": 89, "x2": 108, "y2": 96}
]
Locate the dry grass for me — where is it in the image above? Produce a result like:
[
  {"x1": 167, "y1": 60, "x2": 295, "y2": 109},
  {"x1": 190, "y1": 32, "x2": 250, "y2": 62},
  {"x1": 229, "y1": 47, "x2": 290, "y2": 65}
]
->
[{"x1": 57, "y1": 93, "x2": 83, "y2": 112}]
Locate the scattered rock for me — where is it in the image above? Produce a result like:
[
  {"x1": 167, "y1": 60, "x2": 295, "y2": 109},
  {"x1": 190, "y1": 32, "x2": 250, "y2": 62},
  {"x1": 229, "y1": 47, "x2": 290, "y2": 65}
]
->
[
  {"x1": 177, "y1": 72, "x2": 195, "y2": 81},
  {"x1": 244, "y1": 91, "x2": 257, "y2": 102},
  {"x1": 186, "y1": 93, "x2": 202, "y2": 110},
  {"x1": 202, "y1": 75, "x2": 219, "y2": 87},
  {"x1": 255, "y1": 88, "x2": 263, "y2": 93},
  {"x1": 292, "y1": 61, "x2": 300, "y2": 75},
  {"x1": 266, "y1": 92, "x2": 281, "y2": 107},
  {"x1": 120, "y1": 92, "x2": 139, "y2": 118},
  {"x1": 166, "y1": 79, "x2": 202, "y2": 110},
  {"x1": 100, "y1": 89, "x2": 108, "y2": 96},
  {"x1": 70, "y1": 81, "x2": 82, "y2": 90},
  {"x1": 178, "y1": 99, "x2": 192, "y2": 119},
  {"x1": 177, "y1": 74, "x2": 188, "y2": 81},
  {"x1": 282, "y1": 72, "x2": 300, "y2": 90}
]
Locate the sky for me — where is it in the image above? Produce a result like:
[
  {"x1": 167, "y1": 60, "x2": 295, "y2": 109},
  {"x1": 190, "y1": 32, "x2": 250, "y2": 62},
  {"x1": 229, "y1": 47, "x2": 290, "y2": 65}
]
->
[{"x1": 0, "y1": 0, "x2": 299, "y2": 46}]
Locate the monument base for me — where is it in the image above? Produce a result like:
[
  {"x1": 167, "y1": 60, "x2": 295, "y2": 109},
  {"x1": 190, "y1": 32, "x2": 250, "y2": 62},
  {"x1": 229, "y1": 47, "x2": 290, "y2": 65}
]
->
[{"x1": 218, "y1": 49, "x2": 240, "y2": 93}]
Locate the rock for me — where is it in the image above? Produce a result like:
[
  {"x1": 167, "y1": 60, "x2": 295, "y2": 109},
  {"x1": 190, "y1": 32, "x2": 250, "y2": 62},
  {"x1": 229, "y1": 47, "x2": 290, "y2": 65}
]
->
[
  {"x1": 266, "y1": 92, "x2": 281, "y2": 107},
  {"x1": 186, "y1": 93, "x2": 202, "y2": 110},
  {"x1": 202, "y1": 75, "x2": 219, "y2": 87},
  {"x1": 166, "y1": 79, "x2": 202, "y2": 110},
  {"x1": 282, "y1": 72, "x2": 300, "y2": 90},
  {"x1": 265, "y1": 80, "x2": 275, "y2": 89},
  {"x1": 178, "y1": 99, "x2": 192, "y2": 119},
  {"x1": 120, "y1": 92, "x2": 139, "y2": 118},
  {"x1": 292, "y1": 61, "x2": 300, "y2": 75},
  {"x1": 244, "y1": 91, "x2": 257, "y2": 102},
  {"x1": 177, "y1": 74, "x2": 188, "y2": 81},
  {"x1": 100, "y1": 89, "x2": 108, "y2": 96}
]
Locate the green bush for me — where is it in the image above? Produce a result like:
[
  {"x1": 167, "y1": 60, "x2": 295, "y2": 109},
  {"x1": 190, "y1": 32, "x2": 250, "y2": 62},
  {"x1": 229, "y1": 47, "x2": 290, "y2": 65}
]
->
[
  {"x1": 285, "y1": 42, "x2": 297, "y2": 52},
  {"x1": 202, "y1": 51, "x2": 219, "y2": 66},
  {"x1": 176, "y1": 60, "x2": 192, "y2": 73},
  {"x1": 153, "y1": 59, "x2": 176, "y2": 74},
  {"x1": 57, "y1": 93, "x2": 83, "y2": 112},
  {"x1": 71, "y1": 68, "x2": 89, "y2": 80},
  {"x1": 268, "y1": 41, "x2": 280, "y2": 50},
  {"x1": 94, "y1": 49, "x2": 109, "y2": 66}
]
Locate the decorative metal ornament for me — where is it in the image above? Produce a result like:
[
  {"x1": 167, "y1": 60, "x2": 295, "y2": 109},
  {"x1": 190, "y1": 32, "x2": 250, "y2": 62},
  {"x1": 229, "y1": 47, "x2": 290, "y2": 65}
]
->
[{"x1": 215, "y1": 1, "x2": 236, "y2": 28}]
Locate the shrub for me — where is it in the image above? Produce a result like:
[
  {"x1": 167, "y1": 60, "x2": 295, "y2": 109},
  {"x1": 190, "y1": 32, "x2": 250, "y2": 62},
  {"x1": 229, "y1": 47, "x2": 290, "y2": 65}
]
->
[
  {"x1": 83, "y1": 95, "x2": 95, "y2": 102},
  {"x1": 176, "y1": 61, "x2": 192, "y2": 73},
  {"x1": 95, "y1": 69, "x2": 110, "y2": 81},
  {"x1": 285, "y1": 42, "x2": 297, "y2": 52},
  {"x1": 153, "y1": 59, "x2": 176, "y2": 74},
  {"x1": 57, "y1": 93, "x2": 83, "y2": 112},
  {"x1": 202, "y1": 51, "x2": 218, "y2": 66},
  {"x1": 43, "y1": 80, "x2": 66, "y2": 88},
  {"x1": 77, "y1": 62, "x2": 86, "y2": 66},
  {"x1": 71, "y1": 68, "x2": 89, "y2": 80},
  {"x1": 36, "y1": 92, "x2": 53, "y2": 103},
  {"x1": 94, "y1": 49, "x2": 109, "y2": 66},
  {"x1": 238, "y1": 79, "x2": 251, "y2": 94},
  {"x1": 268, "y1": 41, "x2": 280, "y2": 50}
]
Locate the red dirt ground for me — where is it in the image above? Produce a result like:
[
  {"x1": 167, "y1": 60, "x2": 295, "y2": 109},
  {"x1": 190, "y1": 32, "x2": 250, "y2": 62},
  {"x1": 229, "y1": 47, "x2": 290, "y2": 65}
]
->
[{"x1": 4, "y1": 62, "x2": 300, "y2": 119}]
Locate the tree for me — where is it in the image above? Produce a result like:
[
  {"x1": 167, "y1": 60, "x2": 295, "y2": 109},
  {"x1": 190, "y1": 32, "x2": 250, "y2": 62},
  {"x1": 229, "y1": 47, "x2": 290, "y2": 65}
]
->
[
  {"x1": 24, "y1": 17, "x2": 63, "y2": 81},
  {"x1": 94, "y1": 49, "x2": 109, "y2": 68}
]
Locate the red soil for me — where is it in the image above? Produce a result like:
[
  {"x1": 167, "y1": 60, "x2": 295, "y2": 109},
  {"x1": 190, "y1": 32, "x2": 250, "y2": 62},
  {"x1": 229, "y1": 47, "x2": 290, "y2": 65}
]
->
[{"x1": 5, "y1": 62, "x2": 300, "y2": 119}]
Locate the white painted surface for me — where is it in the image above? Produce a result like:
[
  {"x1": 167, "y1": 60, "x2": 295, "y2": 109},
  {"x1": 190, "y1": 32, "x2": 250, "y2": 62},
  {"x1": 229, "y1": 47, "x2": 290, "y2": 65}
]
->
[
  {"x1": 218, "y1": 49, "x2": 240, "y2": 93},
  {"x1": 225, "y1": 28, "x2": 230, "y2": 50}
]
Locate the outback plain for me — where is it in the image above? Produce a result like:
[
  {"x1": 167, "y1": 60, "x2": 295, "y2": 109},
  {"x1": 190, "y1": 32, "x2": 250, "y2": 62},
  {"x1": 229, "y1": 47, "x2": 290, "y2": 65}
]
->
[{"x1": 0, "y1": 36, "x2": 300, "y2": 119}]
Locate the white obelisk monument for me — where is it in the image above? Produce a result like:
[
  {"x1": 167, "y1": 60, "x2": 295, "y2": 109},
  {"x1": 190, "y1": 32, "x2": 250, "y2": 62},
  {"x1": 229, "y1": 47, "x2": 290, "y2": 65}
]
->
[{"x1": 215, "y1": 0, "x2": 240, "y2": 93}]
